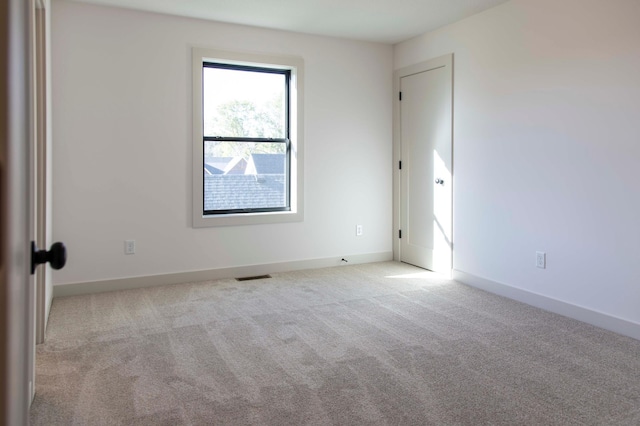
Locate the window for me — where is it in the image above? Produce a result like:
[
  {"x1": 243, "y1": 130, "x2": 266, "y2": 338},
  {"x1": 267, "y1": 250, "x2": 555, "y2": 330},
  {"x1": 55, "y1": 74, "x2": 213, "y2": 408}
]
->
[{"x1": 192, "y1": 48, "x2": 304, "y2": 227}]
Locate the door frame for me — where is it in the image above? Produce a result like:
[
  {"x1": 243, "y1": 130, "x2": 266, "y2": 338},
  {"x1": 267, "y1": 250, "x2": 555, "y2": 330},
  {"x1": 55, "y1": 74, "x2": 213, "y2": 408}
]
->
[
  {"x1": 32, "y1": 0, "x2": 52, "y2": 346},
  {"x1": 393, "y1": 54, "x2": 454, "y2": 273}
]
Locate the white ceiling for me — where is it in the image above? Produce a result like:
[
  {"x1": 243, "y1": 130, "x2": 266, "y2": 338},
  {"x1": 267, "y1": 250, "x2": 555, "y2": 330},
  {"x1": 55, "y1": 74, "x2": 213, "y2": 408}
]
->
[{"x1": 67, "y1": 0, "x2": 511, "y2": 44}]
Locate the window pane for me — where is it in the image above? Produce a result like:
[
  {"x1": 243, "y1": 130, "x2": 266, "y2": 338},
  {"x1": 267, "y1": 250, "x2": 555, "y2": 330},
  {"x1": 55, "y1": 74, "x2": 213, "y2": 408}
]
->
[
  {"x1": 203, "y1": 67, "x2": 286, "y2": 138},
  {"x1": 204, "y1": 141, "x2": 288, "y2": 212}
]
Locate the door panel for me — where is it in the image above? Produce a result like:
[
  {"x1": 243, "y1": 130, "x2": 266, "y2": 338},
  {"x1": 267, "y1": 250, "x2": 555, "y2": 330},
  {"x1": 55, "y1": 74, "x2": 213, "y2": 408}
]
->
[
  {"x1": 398, "y1": 55, "x2": 452, "y2": 274},
  {"x1": 1, "y1": 0, "x2": 32, "y2": 422}
]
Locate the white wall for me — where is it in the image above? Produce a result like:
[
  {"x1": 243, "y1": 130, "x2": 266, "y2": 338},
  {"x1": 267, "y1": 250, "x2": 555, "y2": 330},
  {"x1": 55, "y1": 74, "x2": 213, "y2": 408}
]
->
[
  {"x1": 51, "y1": 1, "x2": 393, "y2": 286},
  {"x1": 395, "y1": 0, "x2": 640, "y2": 326}
]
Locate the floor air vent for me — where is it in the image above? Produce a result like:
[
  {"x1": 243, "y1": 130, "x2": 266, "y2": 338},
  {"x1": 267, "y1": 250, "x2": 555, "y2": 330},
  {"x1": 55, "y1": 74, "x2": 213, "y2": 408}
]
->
[{"x1": 236, "y1": 274, "x2": 272, "y2": 282}]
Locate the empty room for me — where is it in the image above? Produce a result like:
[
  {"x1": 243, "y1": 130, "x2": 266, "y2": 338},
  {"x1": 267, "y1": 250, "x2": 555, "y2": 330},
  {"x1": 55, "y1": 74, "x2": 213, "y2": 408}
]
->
[{"x1": 1, "y1": 0, "x2": 639, "y2": 424}]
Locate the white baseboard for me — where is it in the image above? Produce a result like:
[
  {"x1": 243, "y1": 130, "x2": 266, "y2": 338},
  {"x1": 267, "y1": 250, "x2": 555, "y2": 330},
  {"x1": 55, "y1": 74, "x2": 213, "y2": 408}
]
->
[
  {"x1": 53, "y1": 252, "x2": 393, "y2": 298},
  {"x1": 453, "y1": 269, "x2": 640, "y2": 341}
]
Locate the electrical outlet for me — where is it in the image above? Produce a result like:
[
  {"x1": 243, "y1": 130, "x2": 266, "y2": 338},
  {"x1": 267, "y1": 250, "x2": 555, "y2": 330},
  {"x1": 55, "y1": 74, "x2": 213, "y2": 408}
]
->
[
  {"x1": 356, "y1": 225, "x2": 363, "y2": 236},
  {"x1": 536, "y1": 251, "x2": 546, "y2": 269},
  {"x1": 125, "y1": 240, "x2": 136, "y2": 255}
]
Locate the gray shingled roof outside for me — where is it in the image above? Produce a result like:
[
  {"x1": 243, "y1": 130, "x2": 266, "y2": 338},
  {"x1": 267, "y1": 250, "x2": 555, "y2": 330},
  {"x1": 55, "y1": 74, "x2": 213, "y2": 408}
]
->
[
  {"x1": 204, "y1": 174, "x2": 286, "y2": 211},
  {"x1": 250, "y1": 154, "x2": 286, "y2": 174},
  {"x1": 204, "y1": 157, "x2": 249, "y2": 175},
  {"x1": 204, "y1": 157, "x2": 232, "y2": 174},
  {"x1": 204, "y1": 163, "x2": 224, "y2": 174}
]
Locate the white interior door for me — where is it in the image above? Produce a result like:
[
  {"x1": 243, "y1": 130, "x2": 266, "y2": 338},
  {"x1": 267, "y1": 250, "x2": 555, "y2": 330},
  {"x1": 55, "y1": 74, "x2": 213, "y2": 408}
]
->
[
  {"x1": 398, "y1": 55, "x2": 452, "y2": 274},
  {"x1": 1, "y1": 0, "x2": 32, "y2": 422}
]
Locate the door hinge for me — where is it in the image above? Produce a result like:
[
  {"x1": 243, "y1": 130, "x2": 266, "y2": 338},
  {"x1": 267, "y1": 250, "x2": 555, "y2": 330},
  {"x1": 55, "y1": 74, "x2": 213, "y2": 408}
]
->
[
  {"x1": 399, "y1": 161, "x2": 402, "y2": 170},
  {"x1": 399, "y1": 230, "x2": 402, "y2": 239},
  {"x1": 399, "y1": 92, "x2": 402, "y2": 101}
]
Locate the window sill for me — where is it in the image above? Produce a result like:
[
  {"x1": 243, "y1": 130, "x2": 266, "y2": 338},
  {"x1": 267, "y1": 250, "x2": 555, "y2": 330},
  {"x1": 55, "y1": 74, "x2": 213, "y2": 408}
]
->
[{"x1": 193, "y1": 209, "x2": 303, "y2": 228}]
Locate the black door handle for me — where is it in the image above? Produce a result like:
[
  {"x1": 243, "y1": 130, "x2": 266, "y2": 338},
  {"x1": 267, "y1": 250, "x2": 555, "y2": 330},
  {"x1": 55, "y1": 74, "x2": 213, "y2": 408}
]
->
[{"x1": 31, "y1": 241, "x2": 67, "y2": 274}]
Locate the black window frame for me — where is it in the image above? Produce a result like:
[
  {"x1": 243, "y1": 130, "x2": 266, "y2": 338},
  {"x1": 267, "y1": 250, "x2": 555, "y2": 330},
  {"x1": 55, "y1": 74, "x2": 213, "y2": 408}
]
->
[{"x1": 202, "y1": 62, "x2": 291, "y2": 215}]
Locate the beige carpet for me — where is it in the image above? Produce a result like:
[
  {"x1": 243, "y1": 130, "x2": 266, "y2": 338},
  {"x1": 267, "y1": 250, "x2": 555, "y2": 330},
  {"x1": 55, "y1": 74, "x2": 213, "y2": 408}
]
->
[{"x1": 30, "y1": 261, "x2": 640, "y2": 425}]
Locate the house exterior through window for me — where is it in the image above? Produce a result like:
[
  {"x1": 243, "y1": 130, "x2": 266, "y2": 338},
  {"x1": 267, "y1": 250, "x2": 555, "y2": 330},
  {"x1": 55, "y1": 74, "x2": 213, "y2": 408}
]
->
[
  {"x1": 192, "y1": 48, "x2": 304, "y2": 228},
  {"x1": 203, "y1": 64, "x2": 290, "y2": 214}
]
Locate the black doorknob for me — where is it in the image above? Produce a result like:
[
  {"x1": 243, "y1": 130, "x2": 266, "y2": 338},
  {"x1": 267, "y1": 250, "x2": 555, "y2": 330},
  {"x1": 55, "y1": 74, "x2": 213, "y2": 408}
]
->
[{"x1": 31, "y1": 241, "x2": 67, "y2": 275}]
